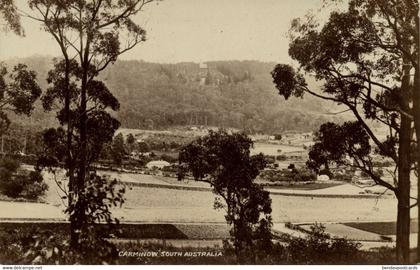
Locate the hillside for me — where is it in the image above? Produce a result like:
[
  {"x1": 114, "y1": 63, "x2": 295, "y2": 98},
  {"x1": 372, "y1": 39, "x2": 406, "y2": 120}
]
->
[{"x1": 4, "y1": 56, "x2": 339, "y2": 134}]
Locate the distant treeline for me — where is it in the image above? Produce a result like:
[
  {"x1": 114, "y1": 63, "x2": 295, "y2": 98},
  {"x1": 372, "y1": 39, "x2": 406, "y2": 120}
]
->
[{"x1": 5, "y1": 56, "x2": 340, "y2": 134}]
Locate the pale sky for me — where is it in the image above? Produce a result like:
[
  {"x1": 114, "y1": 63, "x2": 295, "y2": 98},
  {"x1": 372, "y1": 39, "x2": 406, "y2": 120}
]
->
[{"x1": 0, "y1": 0, "x2": 335, "y2": 63}]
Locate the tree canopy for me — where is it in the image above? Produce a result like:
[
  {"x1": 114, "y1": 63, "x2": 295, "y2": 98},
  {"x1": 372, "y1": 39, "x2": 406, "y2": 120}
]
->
[
  {"x1": 271, "y1": 0, "x2": 418, "y2": 263},
  {"x1": 179, "y1": 130, "x2": 272, "y2": 263}
]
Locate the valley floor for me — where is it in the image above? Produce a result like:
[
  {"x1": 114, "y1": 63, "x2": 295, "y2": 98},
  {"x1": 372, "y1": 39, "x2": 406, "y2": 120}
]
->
[{"x1": 0, "y1": 168, "x2": 415, "y2": 251}]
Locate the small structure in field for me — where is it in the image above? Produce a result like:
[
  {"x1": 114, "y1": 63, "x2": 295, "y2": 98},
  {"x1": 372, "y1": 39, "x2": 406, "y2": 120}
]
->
[
  {"x1": 317, "y1": 174, "x2": 330, "y2": 181},
  {"x1": 146, "y1": 160, "x2": 171, "y2": 169}
]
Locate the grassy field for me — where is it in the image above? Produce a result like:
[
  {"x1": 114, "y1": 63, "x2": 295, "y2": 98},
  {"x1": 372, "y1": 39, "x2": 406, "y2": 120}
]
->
[
  {"x1": 0, "y1": 222, "x2": 232, "y2": 240},
  {"x1": 31, "y1": 170, "x2": 402, "y2": 224},
  {"x1": 120, "y1": 185, "x2": 398, "y2": 223},
  {"x1": 344, "y1": 220, "x2": 418, "y2": 235},
  {"x1": 262, "y1": 182, "x2": 342, "y2": 190},
  {"x1": 298, "y1": 223, "x2": 387, "y2": 242}
]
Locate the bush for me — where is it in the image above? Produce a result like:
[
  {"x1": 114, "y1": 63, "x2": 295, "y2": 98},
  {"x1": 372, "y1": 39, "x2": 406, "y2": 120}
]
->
[
  {"x1": 276, "y1": 155, "x2": 287, "y2": 161},
  {"x1": 334, "y1": 172, "x2": 353, "y2": 182},
  {"x1": 2, "y1": 176, "x2": 25, "y2": 198},
  {"x1": 0, "y1": 158, "x2": 48, "y2": 199},
  {"x1": 259, "y1": 168, "x2": 316, "y2": 183},
  {"x1": 372, "y1": 160, "x2": 394, "y2": 167},
  {"x1": 23, "y1": 181, "x2": 49, "y2": 200},
  {"x1": 274, "y1": 134, "x2": 282, "y2": 140},
  {"x1": 265, "y1": 155, "x2": 276, "y2": 164},
  {"x1": 318, "y1": 168, "x2": 333, "y2": 178},
  {"x1": 160, "y1": 154, "x2": 178, "y2": 163},
  {"x1": 281, "y1": 224, "x2": 363, "y2": 264},
  {"x1": 0, "y1": 223, "x2": 398, "y2": 264}
]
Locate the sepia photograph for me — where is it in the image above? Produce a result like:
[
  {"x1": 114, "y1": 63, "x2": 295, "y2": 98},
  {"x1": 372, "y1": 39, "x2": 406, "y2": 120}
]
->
[{"x1": 0, "y1": 0, "x2": 419, "y2": 268}]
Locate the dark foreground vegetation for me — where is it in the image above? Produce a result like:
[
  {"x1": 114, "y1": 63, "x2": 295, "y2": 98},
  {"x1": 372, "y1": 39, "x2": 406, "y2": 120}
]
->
[
  {"x1": 0, "y1": 223, "x2": 397, "y2": 265},
  {"x1": 0, "y1": 157, "x2": 47, "y2": 200}
]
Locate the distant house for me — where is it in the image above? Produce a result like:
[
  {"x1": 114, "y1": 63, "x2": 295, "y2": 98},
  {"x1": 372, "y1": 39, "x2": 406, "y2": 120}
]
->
[
  {"x1": 199, "y1": 62, "x2": 209, "y2": 85},
  {"x1": 129, "y1": 151, "x2": 140, "y2": 159},
  {"x1": 199, "y1": 63, "x2": 208, "y2": 69},
  {"x1": 146, "y1": 160, "x2": 171, "y2": 169},
  {"x1": 303, "y1": 142, "x2": 315, "y2": 148},
  {"x1": 302, "y1": 132, "x2": 313, "y2": 139},
  {"x1": 317, "y1": 174, "x2": 330, "y2": 181},
  {"x1": 141, "y1": 152, "x2": 152, "y2": 157}
]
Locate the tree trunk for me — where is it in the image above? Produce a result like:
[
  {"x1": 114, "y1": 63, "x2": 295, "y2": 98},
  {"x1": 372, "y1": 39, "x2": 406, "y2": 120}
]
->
[
  {"x1": 415, "y1": 67, "x2": 420, "y2": 261},
  {"x1": 396, "y1": 61, "x2": 412, "y2": 263},
  {"x1": 71, "y1": 38, "x2": 91, "y2": 248},
  {"x1": 415, "y1": 69, "x2": 420, "y2": 262},
  {"x1": 63, "y1": 58, "x2": 77, "y2": 248},
  {"x1": 395, "y1": 129, "x2": 411, "y2": 264},
  {"x1": 414, "y1": 8, "x2": 420, "y2": 263},
  {"x1": 396, "y1": 193, "x2": 411, "y2": 263}
]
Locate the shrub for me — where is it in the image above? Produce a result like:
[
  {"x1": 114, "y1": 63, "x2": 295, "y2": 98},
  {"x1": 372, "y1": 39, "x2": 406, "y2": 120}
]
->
[
  {"x1": 160, "y1": 154, "x2": 178, "y2": 163},
  {"x1": 372, "y1": 160, "x2": 394, "y2": 167},
  {"x1": 334, "y1": 172, "x2": 353, "y2": 182},
  {"x1": 0, "y1": 158, "x2": 48, "y2": 199},
  {"x1": 0, "y1": 223, "x2": 398, "y2": 264},
  {"x1": 281, "y1": 224, "x2": 363, "y2": 264},
  {"x1": 265, "y1": 155, "x2": 276, "y2": 164},
  {"x1": 276, "y1": 155, "x2": 287, "y2": 161},
  {"x1": 2, "y1": 176, "x2": 25, "y2": 198},
  {"x1": 23, "y1": 181, "x2": 49, "y2": 200},
  {"x1": 318, "y1": 168, "x2": 333, "y2": 178},
  {"x1": 1, "y1": 227, "x2": 118, "y2": 264},
  {"x1": 259, "y1": 168, "x2": 316, "y2": 183}
]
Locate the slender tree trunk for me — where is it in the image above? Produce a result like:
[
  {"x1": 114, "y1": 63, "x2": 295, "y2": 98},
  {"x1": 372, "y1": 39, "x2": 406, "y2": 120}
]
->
[
  {"x1": 415, "y1": 7, "x2": 420, "y2": 263},
  {"x1": 396, "y1": 61, "x2": 412, "y2": 263},
  {"x1": 71, "y1": 36, "x2": 91, "y2": 248},
  {"x1": 63, "y1": 58, "x2": 77, "y2": 248},
  {"x1": 416, "y1": 73, "x2": 420, "y2": 262},
  {"x1": 396, "y1": 189, "x2": 411, "y2": 263},
  {"x1": 56, "y1": 53, "x2": 78, "y2": 248}
]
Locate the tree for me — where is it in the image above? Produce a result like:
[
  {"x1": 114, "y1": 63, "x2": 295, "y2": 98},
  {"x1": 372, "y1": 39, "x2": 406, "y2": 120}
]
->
[
  {"x1": 0, "y1": 0, "x2": 22, "y2": 35},
  {"x1": 179, "y1": 130, "x2": 272, "y2": 263},
  {"x1": 137, "y1": 141, "x2": 150, "y2": 153},
  {"x1": 271, "y1": 1, "x2": 417, "y2": 262},
  {"x1": 26, "y1": 0, "x2": 155, "y2": 254},
  {"x1": 38, "y1": 58, "x2": 123, "y2": 260},
  {"x1": 0, "y1": 1, "x2": 44, "y2": 201},
  {"x1": 111, "y1": 133, "x2": 125, "y2": 166},
  {"x1": 126, "y1": 133, "x2": 135, "y2": 145},
  {"x1": 126, "y1": 133, "x2": 136, "y2": 153},
  {"x1": 0, "y1": 64, "x2": 41, "y2": 135},
  {"x1": 0, "y1": 1, "x2": 41, "y2": 130},
  {"x1": 349, "y1": 0, "x2": 420, "y2": 262}
]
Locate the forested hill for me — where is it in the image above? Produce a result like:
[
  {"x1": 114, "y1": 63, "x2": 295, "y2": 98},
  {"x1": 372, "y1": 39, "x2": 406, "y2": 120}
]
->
[{"x1": 5, "y1": 56, "x2": 339, "y2": 134}]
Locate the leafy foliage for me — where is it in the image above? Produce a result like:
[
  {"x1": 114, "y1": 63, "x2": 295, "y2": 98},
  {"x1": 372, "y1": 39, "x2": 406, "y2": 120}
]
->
[
  {"x1": 179, "y1": 130, "x2": 272, "y2": 263},
  {"x1": 110, "y1": 133, "x2": 126, "y2": 165},
  {"x1": 272, "y1": 0, "x2": 418, "y2": 262},
  {"x1": 307, "y1": 122, "x2": 371, "y2": 171},
  {"x1": 259, "y1": 168, "x2": 316, "y2": 184},
  {"x1": 28, "y1": 0, "x2": 155, "y2": 258},
  {"x1": 0, "y1": 0, "x2": 22, "y2": 35},
  {"x1": 281, "y1": 224, "x2": 363, "y2": 264},
  {"x1": 0, "y1": 63, "x2": 41, "y2": 134},
  {"x1": 0, "y1": 157, "x2": 47, "y2": 199}
]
